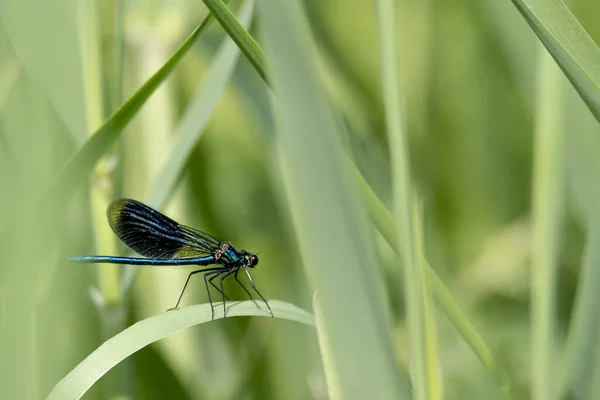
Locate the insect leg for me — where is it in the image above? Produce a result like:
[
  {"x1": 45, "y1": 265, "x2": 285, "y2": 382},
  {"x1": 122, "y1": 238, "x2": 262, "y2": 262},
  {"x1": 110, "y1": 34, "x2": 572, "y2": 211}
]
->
[
  {"x1": 204, "y1": 270, "x2": 225, "y2": 320},
  {"x1": 208, "y1": 273, "x2": 230, "y2": 301},
  {"x1": 168, "y1": 267, "x2": 223, "y2": 313},
  {"x1": 218, "y1": 268, "x2": 237, "y2": 317},
  {"x1": 234, "y1": 268, "x2": 253, "y2": 300},
  {"x1": 170, "y1": 269, "x2": 207, "y2": 311},
  {"x1": 241, "y1": 266, "x2": 273, "y2": 317}
]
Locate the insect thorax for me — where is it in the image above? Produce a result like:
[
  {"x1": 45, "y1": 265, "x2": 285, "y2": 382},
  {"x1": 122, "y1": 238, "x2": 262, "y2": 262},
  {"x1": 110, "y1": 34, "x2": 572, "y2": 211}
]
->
[{"x1": 214, "y1": 243, "x2": 240, "y2": 264}]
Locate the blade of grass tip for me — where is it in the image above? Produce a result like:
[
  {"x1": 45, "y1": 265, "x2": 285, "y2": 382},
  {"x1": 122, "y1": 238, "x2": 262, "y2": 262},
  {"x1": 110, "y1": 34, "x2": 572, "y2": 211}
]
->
[
  {"x1": 375, "y1": 0, "x2": 426, "y2": 397},
  {"x1": 530, "y1": 45, "x2": 565, "y2": 400},
  {"x1": 412, "y1": 197, "x2": 442, "y2": 399},
  {"x1": 45, "y1": 7, "x2": 225, "y2": 213},
  {"x1": 119, "y1": 0, "x2": 255, "y2": 296},
  {"x1": 201, "y1": 0, "x2": 269, "y2": 86},
  {"x1": 45, "y1": 300, "x2": 314, "y2": 400},
  {"x1": 510, "y1": 0, "x2": 600, "y2": 124},
  {"x1": 351, "y1": 162, "x2": 515, "y2": 397},
  {"x1": 259, "y1": 1, "x2": 410, "y2": 398}
]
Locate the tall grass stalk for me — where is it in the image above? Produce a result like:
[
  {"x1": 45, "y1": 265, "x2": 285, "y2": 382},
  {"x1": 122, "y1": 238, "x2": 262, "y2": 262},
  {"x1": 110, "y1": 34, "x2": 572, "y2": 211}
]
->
[
  {"x1": 375, "y1": 0, "x2": 431, "y2": 397},
  {"x1": 531, "y1": 46, "x2": 564, "y2": 400}
]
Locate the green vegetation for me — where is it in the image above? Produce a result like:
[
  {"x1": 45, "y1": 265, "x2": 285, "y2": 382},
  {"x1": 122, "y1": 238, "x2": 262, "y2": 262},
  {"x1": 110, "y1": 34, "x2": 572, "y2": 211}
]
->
[{"x1": 1, "y1": 0, "x2": 600, "y2": 399}]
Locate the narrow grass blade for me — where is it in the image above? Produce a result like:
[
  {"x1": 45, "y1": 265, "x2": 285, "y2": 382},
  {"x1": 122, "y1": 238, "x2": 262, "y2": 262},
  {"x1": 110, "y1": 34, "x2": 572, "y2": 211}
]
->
[
  {"x1": 201, "y1": 0, "x2": 268, "y2": 84},
  {"x1": 147, "y1": 0, "x2": 254, "y2": 210},
  {"x1": 45, "y1": 300, "x2": 313, "y2": 400},
  {"x1": 352, "y1": 163, "x2": 515, "y2": 396},
  {"x1": 259, "y1": 1, "x2": 410, "y2": 398},
  {"x1": 510, "y1": 0, "x2": 600, "y2": 123},
  {"x1": 559, "y1": 228, "x2": 600, "y2": 399},
  {"x1": 375, "y1": 0, "x2": 427, "y2": 397},
  {"x1": 312, "y1": 296, "x2": 341, "y2": 399},
  {"x1": 412, "y1": 199, "x2": 442, "y2": 399},
  {"x1": 46, "y1": 9, "x2": 222, "y2": 211},
  {"x1": 530, "y1": 46, "x2": 565, "y2": 400},
  {"x1": 559, "y1": 86, "x2": 600, "y2": 398}
]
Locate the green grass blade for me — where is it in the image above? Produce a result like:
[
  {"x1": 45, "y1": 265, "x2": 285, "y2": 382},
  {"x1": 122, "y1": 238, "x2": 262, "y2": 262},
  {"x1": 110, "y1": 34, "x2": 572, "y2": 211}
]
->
[
  {"x1": 559, "y1": 87, "x2": 600, "y2": 398},
  {"x1": 312, "y1": 296, "x2": 341, "y2": 399},
  {"x1": 510, "y1": 0, "x2": 600, "y2": 123},
  {"x1": 375, "y1": 0, "x2": 427, "y2": 397},
  {"x1": 530, "y1": 47, "x2": 564, "y2": 400},
  {"x1": 412, "y1": 199, "x2": 442, "y2": 399},
  {"x1": 46, "y1": 9, "x2": 222, "y2": 211},
  {"x1": 559, "y1": 229, "x2": 600, "y2": 399},
  {"x1": 201, "y1": 0, "x2": 268, "y2": 84},
  {"x1": 353, "y1": 163, "x2": 515, "y2": 397},
  {"x1": 147, "y1": 0, "x2": 254, "y2": 210},
  {"x1": 99, "y1": 0, "x2": 125, "y2": 113},
  {"x1": 45, "y1": 300, "x2": 313, "y2": 400},
  {"x1": 258, "y1": 1, "x2": 410, "y2": 398}
]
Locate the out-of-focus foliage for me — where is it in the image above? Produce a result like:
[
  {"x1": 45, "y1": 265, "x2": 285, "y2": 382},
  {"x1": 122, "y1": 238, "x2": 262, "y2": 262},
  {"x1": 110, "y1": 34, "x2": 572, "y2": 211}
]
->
[{"x1": 1, "y1": 0, "x2": 600, "y2": 399}]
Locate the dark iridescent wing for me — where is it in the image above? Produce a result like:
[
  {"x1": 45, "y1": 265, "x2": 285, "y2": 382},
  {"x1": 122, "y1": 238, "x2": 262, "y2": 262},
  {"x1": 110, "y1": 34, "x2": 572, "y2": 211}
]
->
[{"x1": 107, "y1": 198, "x2": 221, "y2": 260}]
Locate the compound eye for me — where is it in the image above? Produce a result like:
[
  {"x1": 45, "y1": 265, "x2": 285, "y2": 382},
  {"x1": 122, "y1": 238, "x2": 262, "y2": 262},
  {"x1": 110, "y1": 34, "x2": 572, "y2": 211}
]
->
[{"x1": 250, "y1": 255, "x2": 259, "y2": 266}]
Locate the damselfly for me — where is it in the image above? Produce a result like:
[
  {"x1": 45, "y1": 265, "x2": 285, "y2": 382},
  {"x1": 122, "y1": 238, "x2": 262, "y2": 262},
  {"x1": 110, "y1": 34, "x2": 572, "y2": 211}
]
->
[{"x1": 69, "y1": 198, "x2": 272, "y2": 319}]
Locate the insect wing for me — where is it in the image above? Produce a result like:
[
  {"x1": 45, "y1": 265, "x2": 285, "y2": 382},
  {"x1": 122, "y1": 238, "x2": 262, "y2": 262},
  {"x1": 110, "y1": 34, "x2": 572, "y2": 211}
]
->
[{"x1": 107, "y1": 198, "x2": 221, "y2": 260}]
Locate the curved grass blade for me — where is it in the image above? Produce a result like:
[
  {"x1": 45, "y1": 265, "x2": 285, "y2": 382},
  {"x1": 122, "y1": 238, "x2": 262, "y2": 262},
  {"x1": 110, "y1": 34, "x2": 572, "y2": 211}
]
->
[
  {"x1": 46, "y1": 8, "x2": 225, "y2": 211},
  {"x1": 510, "y1": 0, "x2": 600, "y2": 123},
  {"x1": 46, "y1": 300, "x2": 313, "y2": 400}
]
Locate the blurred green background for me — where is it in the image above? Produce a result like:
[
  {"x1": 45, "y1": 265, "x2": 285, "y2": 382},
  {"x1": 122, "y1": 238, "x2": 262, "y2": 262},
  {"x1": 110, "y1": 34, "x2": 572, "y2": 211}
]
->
[{"x1": 1, "y1": 0, "x2": 600, "y2": 399}]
